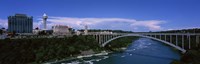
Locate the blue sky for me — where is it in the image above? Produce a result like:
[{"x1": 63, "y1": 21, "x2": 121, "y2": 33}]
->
[{"x1": 0, "y1": 0, "x2": 200, "y2": 32}]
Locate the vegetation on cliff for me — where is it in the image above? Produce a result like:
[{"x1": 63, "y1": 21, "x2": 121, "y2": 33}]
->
[
  {"x1": 104, "y1": 36, "x2": 139, "y2": 51},
  {"x1": 0, "y1": 35, "x2": 101, "y2": 64},
  {"x1": 171, "y1": 49, "x2": 200, "y2": 64}
]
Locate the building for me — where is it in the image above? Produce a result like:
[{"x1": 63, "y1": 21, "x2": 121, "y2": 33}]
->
[
  {"x1": 75, "y1": 30, "x2": 81, "y2": 35},
  {"x1": 84, "y1": 25, "x2": 88, "y2": 35},
  {"x1": 43, "y1": 13, "x2": 48, "y2": 30},
  {"x1": 33, "y1": 27, "x2": 41, "y2": 35},
  {"x1": 8, "y1": 14, "x2": 33, "y2": 33},
  {"x1": 52, "y1": 25, "x2": 71, "y2": 35}
]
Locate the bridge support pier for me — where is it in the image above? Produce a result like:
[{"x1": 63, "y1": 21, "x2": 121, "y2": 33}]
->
[
  {"x1": 99, "y1": 35, "x2": 101, "y2": 44},
  {"x1": 160, "y1": 35, "x2": 162, "y2": 39},
  {"x1": 105, "y1": 35, "x2": 107, "y2": 43},
  {"x1": 188, "y1": 35, "x2": 191, "y2": 49},
  {"x1": 196, "y1": 36, "x2": 199, "y2": 47},
  {"x1": 111, "y1": 35, "x2": 113, "y2": 39},
  {"x1": 176, "y1": 35, "x2": 178, "y2": 46},
  {"x1": 165, "y1": 35, "x2": 167, "y2": 41},
  {"x1": 170, "y1": 35, "x2": 172, "y2": 43},
  {"x1": 96, "y1": 35, "x2": 98, "y2": 43},
  {"x1": 102, "y1": 35, "x2": 104, "y2": 44},
  {"x1": 182, "y1": 35, "x2": 184, "y2": 49},
  {"x1": 104, "y1": 35, "x2": 107, "y2": 43},
  {"x1": 104, "y1": 35, "x2": 106, "y2": 43}
]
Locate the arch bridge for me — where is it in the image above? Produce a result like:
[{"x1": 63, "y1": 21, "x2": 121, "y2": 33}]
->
[{"x1": 88, "y1": 32, "x2": 200, "y2": 53}]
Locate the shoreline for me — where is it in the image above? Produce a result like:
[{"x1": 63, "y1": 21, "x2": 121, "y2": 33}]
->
[
  {"x1": 43, "y1": 51, "x2": 112, "y2": 64},
  {"x1": 43, "y1": 47, "x2": 128, "y2": 64}
]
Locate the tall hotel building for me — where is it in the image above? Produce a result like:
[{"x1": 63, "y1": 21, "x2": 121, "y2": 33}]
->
[{"x1": 8, "y1": 14, "x2": 33, "y2": 33}]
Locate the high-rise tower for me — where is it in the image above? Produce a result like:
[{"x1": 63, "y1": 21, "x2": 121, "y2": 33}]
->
[
  {"x1": 84, "y1": 25, "x2": 88, "y2": 35},
  {"x1": 8, "y1": 14, "x2": 33, "y2": 33},
  {"x1": 43, "y1": 13, "x2": 48, "y2": 30}
]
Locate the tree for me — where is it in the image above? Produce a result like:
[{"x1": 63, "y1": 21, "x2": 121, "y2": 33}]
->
[
  {"x1": 38, "y1": 31, "x2": 46, "y2": 35},
  {"x1": 11, "y1": 30, "x2": 16, "y2": 37},
  {"x1": 0, "y1": 29, "x2": 2, "y2": 35}
]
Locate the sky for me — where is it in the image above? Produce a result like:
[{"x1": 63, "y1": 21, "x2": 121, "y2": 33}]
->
[{"x1": 0, "y1": 0, "x2": 200, "y2": 32}]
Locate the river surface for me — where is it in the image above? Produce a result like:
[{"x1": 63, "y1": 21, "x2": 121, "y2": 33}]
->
[{"x1": 53, "y1": 38, "x2": 181, "y2": 64}]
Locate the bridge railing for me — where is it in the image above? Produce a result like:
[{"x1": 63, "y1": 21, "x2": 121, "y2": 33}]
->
[{"x1": 88, "y1": 32, "x2": 200, "y2": 35}]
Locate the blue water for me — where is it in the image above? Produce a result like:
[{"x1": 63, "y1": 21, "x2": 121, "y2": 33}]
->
[{"x1": 53, "y1": 38, "x2": 180, "y2": 64}]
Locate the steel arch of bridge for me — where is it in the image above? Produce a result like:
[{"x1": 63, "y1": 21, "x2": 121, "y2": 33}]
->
[{"x1": 101, "y1": 34, "x2": 186, "y2": 53}]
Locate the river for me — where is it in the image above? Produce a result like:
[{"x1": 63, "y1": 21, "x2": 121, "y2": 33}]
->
[{"x1": 53, "y1": 38, "x2": 181, "y2": 64}]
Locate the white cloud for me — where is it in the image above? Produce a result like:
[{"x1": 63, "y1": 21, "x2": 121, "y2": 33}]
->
[
  {"x1": 0, "y1": 19, "x2": 7, "y2": 28},
  {"x1": 0, "y1": 17, "x2": 165, "y2": 31},
  {"x1": 167, "y1": 29, "x2": 174, "y2": 30},
  {"x1": 131, "y1": 20, "x2": 165, "y2": 30},
  {"x1": 36, "y1": 16, "x2": 165, "y2": 31}
]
